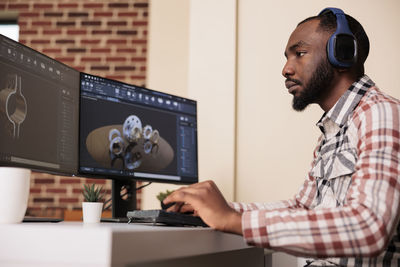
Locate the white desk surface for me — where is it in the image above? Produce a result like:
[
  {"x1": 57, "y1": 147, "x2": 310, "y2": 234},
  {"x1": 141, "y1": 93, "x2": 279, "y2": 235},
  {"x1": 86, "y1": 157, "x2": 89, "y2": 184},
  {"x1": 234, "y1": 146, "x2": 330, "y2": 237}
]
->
[{"x1": 0, "y1": 222, "x2": 257, "y2": 267}]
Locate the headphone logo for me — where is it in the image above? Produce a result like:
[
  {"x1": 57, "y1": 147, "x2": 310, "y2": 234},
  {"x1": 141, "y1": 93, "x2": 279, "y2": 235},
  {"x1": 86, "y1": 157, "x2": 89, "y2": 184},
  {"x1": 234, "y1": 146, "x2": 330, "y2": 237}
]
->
[{"x1": 319, "y1": 7, "x2": 357, "y2": 68}]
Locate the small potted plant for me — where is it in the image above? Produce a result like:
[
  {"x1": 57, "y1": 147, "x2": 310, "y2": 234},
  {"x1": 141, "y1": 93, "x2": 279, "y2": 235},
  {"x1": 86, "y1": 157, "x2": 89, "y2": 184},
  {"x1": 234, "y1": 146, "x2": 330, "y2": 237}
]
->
[
  {"x1": 82, "y1": 183, "x2": 104, "y2": 223},
  {"x1": 156, "y1": 189, "x2": 174, "y2": 210}
]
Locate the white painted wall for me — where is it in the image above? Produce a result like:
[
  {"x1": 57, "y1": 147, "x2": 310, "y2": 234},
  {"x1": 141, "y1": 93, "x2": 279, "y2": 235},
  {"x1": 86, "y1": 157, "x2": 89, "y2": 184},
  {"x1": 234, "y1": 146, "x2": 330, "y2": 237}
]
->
[{"x1": 143, "y1": 0, "x2": 237, "y2": 208}]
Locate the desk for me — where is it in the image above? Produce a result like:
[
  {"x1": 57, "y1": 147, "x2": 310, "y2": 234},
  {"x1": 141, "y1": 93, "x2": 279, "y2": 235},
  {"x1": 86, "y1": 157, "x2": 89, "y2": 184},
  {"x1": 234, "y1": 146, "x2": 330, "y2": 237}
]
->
[{"x1": 0, "y1": 222, "x2": 268, "y2": 267}]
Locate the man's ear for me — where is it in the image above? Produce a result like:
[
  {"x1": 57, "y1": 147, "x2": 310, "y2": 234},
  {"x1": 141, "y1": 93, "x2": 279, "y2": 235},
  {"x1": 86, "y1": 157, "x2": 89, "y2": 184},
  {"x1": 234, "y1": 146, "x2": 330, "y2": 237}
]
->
[{"x1": 337, "y1": 68, "x2": 350, "y2": 73}]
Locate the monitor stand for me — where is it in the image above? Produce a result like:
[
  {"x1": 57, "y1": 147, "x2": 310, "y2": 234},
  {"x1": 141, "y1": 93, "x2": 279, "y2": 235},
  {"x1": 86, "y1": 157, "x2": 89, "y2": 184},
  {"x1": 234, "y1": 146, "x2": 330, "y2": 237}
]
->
[{"x1": 101, "y1": 179, "x2": 137, "y2": 223}]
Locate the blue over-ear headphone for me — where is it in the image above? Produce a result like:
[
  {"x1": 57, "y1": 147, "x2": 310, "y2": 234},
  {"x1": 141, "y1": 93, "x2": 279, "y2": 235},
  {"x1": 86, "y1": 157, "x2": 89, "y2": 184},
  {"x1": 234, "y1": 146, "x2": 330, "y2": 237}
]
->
[{"x1": 318, "y1": 7, "x2": 357, "y2": 68}]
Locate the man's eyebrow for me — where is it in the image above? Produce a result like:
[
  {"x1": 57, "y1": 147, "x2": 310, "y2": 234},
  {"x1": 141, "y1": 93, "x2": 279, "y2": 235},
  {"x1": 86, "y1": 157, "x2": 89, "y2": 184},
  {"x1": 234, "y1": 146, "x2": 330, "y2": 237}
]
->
[{"x1": 284, "y1": 41, "x2": 311, "y2": 57}]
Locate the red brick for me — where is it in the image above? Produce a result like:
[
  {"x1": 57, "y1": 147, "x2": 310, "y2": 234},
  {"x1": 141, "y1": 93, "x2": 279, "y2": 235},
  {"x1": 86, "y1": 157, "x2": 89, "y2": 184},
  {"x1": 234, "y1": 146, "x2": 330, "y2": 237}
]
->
[
  {"x1": 131, "y1": 57, "x2": 146, "y2": 62},
  {"x1": 43, "y1": 48, "x2": 62, "y2": 53},
  {"x1": 33, "y1": 3, "x2": 53, "y2": 9},
  {"x1": 19, "y1": 12, "x2": 40, "y2": 18},
  {"x1": 85, "y1": 179, "x2": 106, "y2": 184},
  {"x1": 33, "y1": 198, "x2": 54, "y2": 203},
  {"x1": 105, "y1": 189, "x2": 112, "y2": 195},
  {"x1": 8, "y1": 3, "x2": 30, "y2": 9},
  {"x1": 73, "y1": 189, "x2": 83, "y2": 194},
  {"x1": 143, "y1": 30, "x2": 148, "y2": 35},
  {"x1": 140, "y1": 66, "x2": 146, "y2": 71},
  {"x1": 91, "y1": 48, "x2": 111, "y2": 53},
  {"x1": 107, "y1": 57, "x2": 126, "y2": 62},
  {"x1": 68, "y1": 12, "x2": 88, "y2": 18},
  {"x1": 31, "y1": 39, "x2": 51, "y2": 44},
  {"x1": 47, "y1": 188, "x2": 67, "y2": 194},
  {"x1": 132, "y1": 40, "x2": 147, "y2": 44},
  {"x1": 91, "y1": 66, "x2": 110, "y2": 71},
  {"x1": 133, "y1": 21, "x2": 147, "y2": 26},
  {"x1": 83, "y1": 3, "x2": 104, "y2": 8},
  {"x1": 58, "y1": 3, "x2": 79, "y2": 8},
  {"x1": 94, "y1": 12, "x2": 113, "y2": 17},
  {"x1": 43, "y1": 29, "x2": 62, "y2": 35},
  {"x1": 60, "y1": 178, "x2": 81, "y2": 184},
  {"x1": 19, "y1": 39, "x2": 27, "y2": 45},
  {"x1": 56, "y1": 21, "x2": 76, "y2": 27},
  {"x1": 143, "y1": 12, "x2": 148, "y2": 17},
  {"x1": 60, "y1": 198, "x2": 79, "y2": 203},
  {"x1": 118, "y1": 12, "x2": 138, "y2": 17},
  {"x1": 67, "y1": 29, "x2": 87, "y2": 35},
  {"x1": 19, "y1": 21, "x2": 28, "y2": 27},
  {"x1": 55, "y1": 57, "x2": 75, "y2": 63},
  {"x1": 81, "y1": 57, "x2": 102, "y2": 62},
  {"x1": 81, "y1": 39, "x2": 101, "y2": 45},
  {"x1": 117, "y1": 48, "x2": 137, "y2": 53},
  {"x1": 0, "y1": 4, "x2": 5, "y2": 9},
  {"x1": 67, "y1": 48, "x2": 86, "y2": 53},
  {"x1": 117, "y1": 30, "x2": 137, "y2": 35},
  {"x1": 107, "y1": 21, "x2": 127, "y2": 26},
  {"x1": 115, "y1": 66, "x2": 135, "y2": 71},
  {"x1": 44, "y1": 12, "x2": 63, "y2": 17},
  {"x1": 134, "y1": 3, "x2": 148, "y2": 8},
  {"x1": 142, "y1": 48, "x2": 147, "y2": 53},
  {"x1": 106, "y1": 75, "x2": 125, "y2": 81},
  {"x1": 131, "y1": 75, "x2": 146, "y2": 79},
  {"x1": 32, "y1": 21, "x2": 52, "y2": 26},
  {"x1": 30, "y1": 188, "x2": 41, "y2": 194},
  {"x1": 92, "y1": 30, "x2": 112, "y2": 35},
  {"x1": 107, "y1": 39, "x2": 127, "y2": 45},
  {"x1": 55, "y1": 39, "x2": 75, "y2": 44},
  {"x1": 82, "y1": 21, "x2": 102, "y2": 26},
  {"x1": 20, "y1": 30, "x2": 38, "y2": 35},
  {"x1": 108, "y1": 3, "x2": 129, "y2": 8}
]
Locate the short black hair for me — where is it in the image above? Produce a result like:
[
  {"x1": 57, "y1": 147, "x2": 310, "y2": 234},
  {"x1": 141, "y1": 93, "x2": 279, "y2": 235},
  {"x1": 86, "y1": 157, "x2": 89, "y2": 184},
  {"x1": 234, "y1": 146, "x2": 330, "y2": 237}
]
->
[{"x1": 299, "y1": 11, "x2": 369, "y2": 78}]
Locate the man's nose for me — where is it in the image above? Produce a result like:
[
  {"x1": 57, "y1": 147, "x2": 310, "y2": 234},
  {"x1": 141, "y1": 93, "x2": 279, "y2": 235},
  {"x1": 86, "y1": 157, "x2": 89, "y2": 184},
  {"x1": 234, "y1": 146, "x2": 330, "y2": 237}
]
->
[{"x1": 282, "y1": 60, "x2": 294, "y2": 78}]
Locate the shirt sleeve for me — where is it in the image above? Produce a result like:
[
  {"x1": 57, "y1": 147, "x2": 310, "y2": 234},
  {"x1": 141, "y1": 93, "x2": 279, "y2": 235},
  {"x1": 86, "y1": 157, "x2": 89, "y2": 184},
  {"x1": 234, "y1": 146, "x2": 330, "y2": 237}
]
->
[
  {"x1": 241, "y1": 96, "x2": 400, "y2": 258},
  {"x1": 230, "y1": 175, "x2": 317, "y2": 213}
]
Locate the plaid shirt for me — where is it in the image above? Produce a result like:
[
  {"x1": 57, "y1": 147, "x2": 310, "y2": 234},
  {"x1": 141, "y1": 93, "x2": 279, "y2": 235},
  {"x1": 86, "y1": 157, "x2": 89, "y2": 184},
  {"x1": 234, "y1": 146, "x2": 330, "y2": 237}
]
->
[{"x1": 232, "y1": 75, "x2": 400, "y2": 266}]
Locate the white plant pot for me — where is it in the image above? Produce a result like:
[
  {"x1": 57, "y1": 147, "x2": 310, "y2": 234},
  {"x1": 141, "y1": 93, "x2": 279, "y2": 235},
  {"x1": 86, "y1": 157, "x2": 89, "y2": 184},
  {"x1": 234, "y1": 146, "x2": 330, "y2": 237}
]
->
[
  {"x1": 0, "y1": 167, "x2": 31, "y2": 224},
  {"x1": 82, "y1": 202, "x2": 103, "y2": 223}
]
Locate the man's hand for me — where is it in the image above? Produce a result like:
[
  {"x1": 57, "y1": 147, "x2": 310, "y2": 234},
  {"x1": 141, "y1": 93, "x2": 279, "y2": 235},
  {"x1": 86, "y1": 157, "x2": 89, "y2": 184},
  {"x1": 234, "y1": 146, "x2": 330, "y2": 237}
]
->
[{"x1": 163, "y1": 180, "x2": 243, "y2": 235}]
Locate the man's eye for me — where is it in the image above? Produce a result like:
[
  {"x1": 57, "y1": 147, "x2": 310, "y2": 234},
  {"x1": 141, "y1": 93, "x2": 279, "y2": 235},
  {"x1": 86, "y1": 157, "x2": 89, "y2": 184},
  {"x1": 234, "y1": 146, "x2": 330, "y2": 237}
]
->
[{"x1": 296, "y1": 51, "x2": 306, "y2": 57}]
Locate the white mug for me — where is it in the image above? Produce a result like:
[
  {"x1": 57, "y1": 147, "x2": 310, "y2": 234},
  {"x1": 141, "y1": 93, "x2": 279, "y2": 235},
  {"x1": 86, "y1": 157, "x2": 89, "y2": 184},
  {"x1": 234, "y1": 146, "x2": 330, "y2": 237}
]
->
[{"x1": 0, "y1": 167, "x2": 31, "y2": 223}]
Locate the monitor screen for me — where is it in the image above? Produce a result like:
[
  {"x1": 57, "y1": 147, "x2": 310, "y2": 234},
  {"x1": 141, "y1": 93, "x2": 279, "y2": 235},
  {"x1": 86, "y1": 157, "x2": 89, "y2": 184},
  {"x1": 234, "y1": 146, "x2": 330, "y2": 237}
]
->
[
  {"x1": 0, "y1": 34, "x2": 79, "y2": 175},
  {"x1": 79, "y1": 73, "x2": 198, "y2": 184}
]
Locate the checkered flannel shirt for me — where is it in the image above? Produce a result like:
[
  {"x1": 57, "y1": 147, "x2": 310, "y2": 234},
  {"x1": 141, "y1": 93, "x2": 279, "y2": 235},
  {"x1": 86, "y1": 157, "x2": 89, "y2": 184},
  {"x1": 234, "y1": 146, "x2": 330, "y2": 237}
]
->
[{"x1": 231, "y1": 75, "x2": 400, "y2": 266}]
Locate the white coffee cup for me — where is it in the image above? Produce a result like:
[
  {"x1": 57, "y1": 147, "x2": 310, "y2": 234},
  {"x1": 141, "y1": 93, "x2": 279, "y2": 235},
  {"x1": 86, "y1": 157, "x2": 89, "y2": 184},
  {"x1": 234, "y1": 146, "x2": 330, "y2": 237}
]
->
[{"x1": 0, "y1": 167, "x2": 31, "y2": 223}]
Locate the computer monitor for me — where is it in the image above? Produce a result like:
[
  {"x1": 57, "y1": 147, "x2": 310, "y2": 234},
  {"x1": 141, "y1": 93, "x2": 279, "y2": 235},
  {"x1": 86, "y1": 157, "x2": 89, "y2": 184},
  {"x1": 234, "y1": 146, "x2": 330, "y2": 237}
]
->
[
  {"x1": 0, "y1": 34, "x2": 79, "y2": 175},
  {"x1": 79, "y1": 73, "x2": 198, "y2": 217}
]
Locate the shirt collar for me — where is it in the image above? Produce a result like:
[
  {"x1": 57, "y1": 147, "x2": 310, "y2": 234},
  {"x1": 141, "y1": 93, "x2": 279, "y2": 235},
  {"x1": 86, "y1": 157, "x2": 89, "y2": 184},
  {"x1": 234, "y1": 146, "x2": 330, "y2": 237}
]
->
[{"x1": 316, "y1": 75, "x2": 374, "y2": 133}]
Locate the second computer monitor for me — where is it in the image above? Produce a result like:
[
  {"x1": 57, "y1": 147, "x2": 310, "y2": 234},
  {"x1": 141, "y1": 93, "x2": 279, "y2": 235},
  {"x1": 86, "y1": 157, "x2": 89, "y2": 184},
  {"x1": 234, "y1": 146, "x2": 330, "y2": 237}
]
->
[{"x1": 79, "y1": 73, "x2": 198, "y2": 184}]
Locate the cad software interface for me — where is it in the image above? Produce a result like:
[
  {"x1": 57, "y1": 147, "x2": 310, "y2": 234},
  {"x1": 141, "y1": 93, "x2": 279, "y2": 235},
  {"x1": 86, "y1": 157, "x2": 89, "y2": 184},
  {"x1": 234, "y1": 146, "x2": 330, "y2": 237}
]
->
[
  {"x1": 79, "y1": 73, "x2": 198, "y2": 183},
  {"x1": 0, "y1": 34, "x2": 79, "y2": 174}
]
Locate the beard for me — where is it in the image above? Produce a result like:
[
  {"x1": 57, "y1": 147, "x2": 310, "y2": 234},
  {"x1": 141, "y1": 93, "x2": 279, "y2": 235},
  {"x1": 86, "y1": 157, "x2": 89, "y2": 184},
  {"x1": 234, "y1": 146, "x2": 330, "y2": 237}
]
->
[{"x1": 291, "y1": 58, "x2": 334, "y2": 111}]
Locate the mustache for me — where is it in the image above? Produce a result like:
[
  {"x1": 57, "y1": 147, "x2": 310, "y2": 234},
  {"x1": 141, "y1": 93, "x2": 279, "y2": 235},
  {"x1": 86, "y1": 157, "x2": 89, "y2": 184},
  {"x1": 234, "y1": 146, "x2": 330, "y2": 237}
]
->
[{"x1": 285, "y1": 78, "x2": 302, "y2": 86}]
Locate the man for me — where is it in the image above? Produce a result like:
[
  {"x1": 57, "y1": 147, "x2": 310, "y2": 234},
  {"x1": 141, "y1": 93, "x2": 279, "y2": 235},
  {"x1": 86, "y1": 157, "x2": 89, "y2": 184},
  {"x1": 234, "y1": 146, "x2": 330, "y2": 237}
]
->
[{"x1": 164, "y1": 8, "x2": 400, "y2": 266}]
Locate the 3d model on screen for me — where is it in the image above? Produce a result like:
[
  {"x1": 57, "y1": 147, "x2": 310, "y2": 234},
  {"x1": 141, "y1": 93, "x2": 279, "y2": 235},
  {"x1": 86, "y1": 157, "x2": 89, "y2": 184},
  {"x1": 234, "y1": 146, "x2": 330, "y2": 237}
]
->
[
  {"x1": 86, "y1": 115, "x2": 174, "y2": 172},
  {"x1": 0, "y1": 74, "x2": 27, "y2": 139}
]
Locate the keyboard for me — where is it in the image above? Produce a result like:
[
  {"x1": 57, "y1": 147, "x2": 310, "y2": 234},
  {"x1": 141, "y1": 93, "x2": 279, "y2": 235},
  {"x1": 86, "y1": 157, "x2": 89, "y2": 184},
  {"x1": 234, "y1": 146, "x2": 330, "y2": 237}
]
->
[{"x1": 126, "y1": 209, "x2": 208, "y2": 227}]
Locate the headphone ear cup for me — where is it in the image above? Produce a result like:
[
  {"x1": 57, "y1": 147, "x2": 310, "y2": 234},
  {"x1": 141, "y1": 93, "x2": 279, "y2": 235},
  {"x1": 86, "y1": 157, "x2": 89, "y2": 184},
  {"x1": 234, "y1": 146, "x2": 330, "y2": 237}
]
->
[{"x1": 319, "y1": 8, "x2": 357, "y2": 68}]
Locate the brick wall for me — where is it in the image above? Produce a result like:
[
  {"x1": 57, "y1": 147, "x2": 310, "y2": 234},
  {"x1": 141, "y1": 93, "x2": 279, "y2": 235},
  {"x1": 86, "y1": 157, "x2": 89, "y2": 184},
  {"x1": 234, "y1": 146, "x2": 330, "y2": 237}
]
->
[{"x1": 1, "y1": 0, "x2": 149, "y2": 218}]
